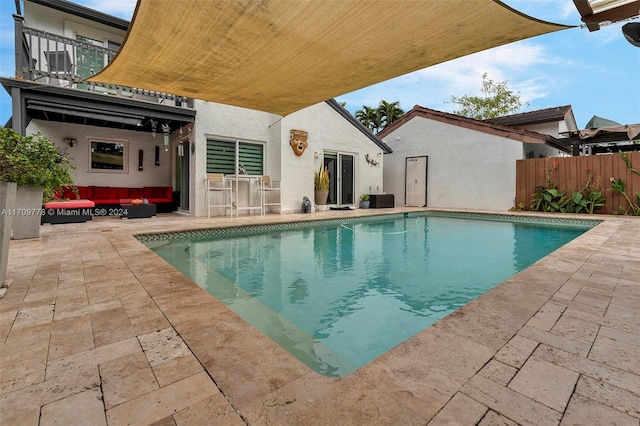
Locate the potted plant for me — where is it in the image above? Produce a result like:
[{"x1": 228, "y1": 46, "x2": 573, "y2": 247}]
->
[
  {"x1": 0, "y1": 128, "x2": 75, "y2": 239},
  {"x1": 359, "y1": 193, "x2": 370, "y2": 208},
  {"x1": 314, "y1": 164, "x2": 330, "y2": 205}
]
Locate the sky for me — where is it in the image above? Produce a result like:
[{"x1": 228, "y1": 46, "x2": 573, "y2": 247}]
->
[{"x1": 0, "y1": 0, "x2": 638, "y2": 129}]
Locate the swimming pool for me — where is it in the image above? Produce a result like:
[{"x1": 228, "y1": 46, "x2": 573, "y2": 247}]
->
[{"x1": 141, "y1": 212, "x2": 597, "y2": 377}]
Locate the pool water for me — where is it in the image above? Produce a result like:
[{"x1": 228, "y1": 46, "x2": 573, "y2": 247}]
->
[{"x1": 146, "y1": 215, "x2": 592, "y2": 376}]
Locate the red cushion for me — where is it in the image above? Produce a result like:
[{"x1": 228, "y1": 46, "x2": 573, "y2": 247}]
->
[
  {"x1": 93, "y1": 199, "x2": 120, "y2": 205},
  {"x1": 45, "y1": 199, "x2": 95, "y2": 209},
  {"x1": 116, "y1": 187, "x2": 130, "y2": 198},
  {"x1": 144, "y1": 187, "x2": 168, "y2": 198},
  {"x1": 92, "y1": 186, "x2": 116, "y2": 199},
  {"x1": 77, "y1": 186, "x2": 90, "y2": 199},
  {"x1": 129, "y1": 188, "x2": 144, "y2": 198},
  {"x1": 61, "y1": 186, "x2": 76, "y2": 199}
]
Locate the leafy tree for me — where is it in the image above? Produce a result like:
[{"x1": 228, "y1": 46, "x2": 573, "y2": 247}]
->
[
  {"x1": 448, "y1": 73, "x2": 527, "y2": 120},
  {"x1": 378, "y1": 100, "x2": 405, "y2": 128},
  {"x1": 355, "y1": 105, "x2": 383, "y2": 133},
  {"x1": 355, "y1": 100, "x2": 404, "y2": 133}
]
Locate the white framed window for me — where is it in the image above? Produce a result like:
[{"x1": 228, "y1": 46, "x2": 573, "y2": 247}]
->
[{"x1": 88, "y1": 138, "x2": 128, "y2": 173}]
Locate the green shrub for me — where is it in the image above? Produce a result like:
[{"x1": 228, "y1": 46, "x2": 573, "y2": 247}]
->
[{"x1": 0, "y1": 127, "x2": 75, "y2": 202}]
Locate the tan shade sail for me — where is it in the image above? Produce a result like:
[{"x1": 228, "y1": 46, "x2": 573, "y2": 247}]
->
[{"x1": 88, "y1": 0, "x2": 571, "y2": 116}]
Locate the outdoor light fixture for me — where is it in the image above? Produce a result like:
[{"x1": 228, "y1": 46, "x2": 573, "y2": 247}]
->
[
  {"x1": 63, "y1": 138, "x2": 76, "y2": 147},
  {"x1": 622, "y1": 22, "x2": 640, "y2": 47},
  {"x1": 150, "y1": 119, "x2": 158, "y2": 139},
  {"x1": 162, "y1": 123, "x2": 171, "y2": 151}
]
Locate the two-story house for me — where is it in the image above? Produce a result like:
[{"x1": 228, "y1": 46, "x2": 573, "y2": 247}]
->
[{"x1": 2, "y1": 0, "x2": 390, "y2": 217}]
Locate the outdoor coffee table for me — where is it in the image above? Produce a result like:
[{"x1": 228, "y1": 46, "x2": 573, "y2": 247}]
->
[{"x1": 120, "y1": 203, "x2": 156, "y2": 219}]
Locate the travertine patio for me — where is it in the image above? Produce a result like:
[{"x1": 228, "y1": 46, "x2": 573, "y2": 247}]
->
[{"x1": 1, "y1": 209, "x2": 639, "y2": 425}]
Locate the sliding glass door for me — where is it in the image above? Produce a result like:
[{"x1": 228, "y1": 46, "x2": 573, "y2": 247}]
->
[{"x1": 324, "y1": 152, "x2": 355, "y2": 205}]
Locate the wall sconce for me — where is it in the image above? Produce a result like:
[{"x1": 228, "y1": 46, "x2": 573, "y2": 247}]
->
[
  {"x1": 138, "y1": 149, "x2": 144, "y2": 171},
  {"x1": 161, "y1": 123, "x2": 171, "y2": 151},
  {"x1": 155, "y1": 146, "x2": 160, "y2": 166},
  {"x1": 64, "y1": 138, "x2": 76, "y2": 147},
  {"x1": 150, "y1": 119, "x2": 157, "y2": 139},
  {"x1": 314, "y1": 151, "x2": 320, "y2": 159}
]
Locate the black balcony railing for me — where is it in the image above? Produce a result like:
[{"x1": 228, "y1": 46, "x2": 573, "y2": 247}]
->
[{"x1": 15, "y1": 17, "x2": 190, "y2": 107}]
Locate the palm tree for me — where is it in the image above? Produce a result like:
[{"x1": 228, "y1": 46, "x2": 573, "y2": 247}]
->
[
  {"x1": 355, "y1": 105, "x2": 382, "y2": 133},
  {"x1": 378, "y1": 100, "x2": 405, "y2": 128}
]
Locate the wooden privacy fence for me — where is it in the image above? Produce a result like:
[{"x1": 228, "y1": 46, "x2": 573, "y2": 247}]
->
[{"x1": 515, "y1": 152, "x2": 640, "y2": 215}]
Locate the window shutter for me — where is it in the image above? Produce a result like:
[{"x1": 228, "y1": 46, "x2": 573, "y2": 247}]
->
[
  {"x1": 206, "y1": 140, "x2": 235, "y2": 174},
  {"x1": 206, "y1": 140, "x2": 264, "y2": 175},
  {"x1": 239, "y1": 142, "x2": 263, "y2": 175}
]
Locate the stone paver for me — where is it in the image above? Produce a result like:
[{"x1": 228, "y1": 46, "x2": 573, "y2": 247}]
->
[
  {"x1": 428, "y1": 392, "x2": 488, "y2": 425},
  {"x1": 589, "y1": 334, "x2": 640, "y2": 375},
  {"x1": 461, "y1": 375, "x2": 562, "y2": 426},
  {"x1": 561, "y1": 393, "x2": 639, "y2": 425},
  {"x1": 0, "y1": 211, "x2": 638, "y2": 425},
  {"x1": 100, "y1": 351, "x2": 159, "y2": 410},
  {"x1": 477, "y1": 359, "x2": 518, "y2": 386},
  {"x1": 493, "y1": 335, "x2": 539, "y2": 368},
  {"x1": 106, "y1": 371, "x2": 219, "y2": 425},
  {"x1": 40, "y1": 387, "x2": 107, "y2": 426},
  {"x1": 549, "y1": 314, "x2": 600, "y2": 344},
  {"x1": 478, "y1": 411, "x2": 520, "y2": 426},
  {"x1": 575, "y1": 375, "x2": 640, "y2": 419},
  {"x1": 508, "y1": 356, "x2": 579, "y2": 412}
]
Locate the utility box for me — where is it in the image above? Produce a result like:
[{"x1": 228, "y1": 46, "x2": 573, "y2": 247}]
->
[{"x1": 369, "y1": 194, "x2": 394, "y2": 208}]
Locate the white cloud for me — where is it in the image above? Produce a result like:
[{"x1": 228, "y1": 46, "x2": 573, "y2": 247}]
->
[{"x1": 338, "y1": 40, "x2": 563, "y2": 114}]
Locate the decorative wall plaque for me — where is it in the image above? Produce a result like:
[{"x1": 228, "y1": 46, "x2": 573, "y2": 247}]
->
[{"x1": 290, "y1": 129, "x2": 308, "y2": 156}]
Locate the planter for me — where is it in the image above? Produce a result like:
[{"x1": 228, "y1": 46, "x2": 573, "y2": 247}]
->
[
  {"x1": 314, "y1": 190, "x2": 329, "y2": 205},
  {"x1": 1, "y1": 182, "x2": 16, "y2": 286},
  {"x1": 12, "y1": 186, "x2": 43, "y2": 240},
  {"x1": 359, "y1": 200, "x2": 370, "y2": 209}
]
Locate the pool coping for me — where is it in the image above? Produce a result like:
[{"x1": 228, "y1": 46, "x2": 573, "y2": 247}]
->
[
  {"x1": 134, "y1": 209, "x2": 602, "y2": 243},
  {"x1": 2, "y1": 208, "x2": 639, "y2": 425}
]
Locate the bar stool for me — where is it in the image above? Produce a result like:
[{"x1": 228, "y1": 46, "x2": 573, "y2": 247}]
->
[
  {"x1": 259, "y1": 175, "x2": 281, "y2": 214},
  {"x1": 206, "y1": 173, "x2": 232, "y2": 217}
]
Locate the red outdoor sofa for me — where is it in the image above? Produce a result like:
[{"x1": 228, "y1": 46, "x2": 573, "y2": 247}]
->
[{"x1": 44, "y1": 185, "x2": 175, "y2": 221}]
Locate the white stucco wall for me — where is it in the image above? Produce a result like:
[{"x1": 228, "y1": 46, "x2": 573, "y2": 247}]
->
[
  {"x1": 192, "y1": 100, "x2": 280, "y2": 216},
  {"x1": 26, "y1": 120, "x2": 171, "y2": 188},
  {"x1": 192, "y1": 101, "x2": 384, "y2": 215},
  {"x1": 281, "y1": 103, "x2": 384, "y2": 213},
  {"x1": 512, "y1": 119, "x2": 576, "y2": 140},
  {"x1": 519, "y1": 122, "x2": 559, "y2": 138},
  {"x1": 381, "y1": 117, "x2": 523, "y2": 211},
  {"x1": 24, "y1": 2, "x2": 126, "y2": 48}
]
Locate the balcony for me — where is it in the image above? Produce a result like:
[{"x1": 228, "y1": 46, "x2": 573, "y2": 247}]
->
[
  {"x1": 17, "y1": 24, "x2": 190, "y2": 108},
  {"x1": 4, "y1": 13, "x2": 195, "y2": 135}
]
